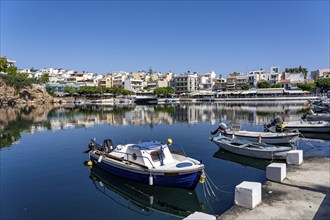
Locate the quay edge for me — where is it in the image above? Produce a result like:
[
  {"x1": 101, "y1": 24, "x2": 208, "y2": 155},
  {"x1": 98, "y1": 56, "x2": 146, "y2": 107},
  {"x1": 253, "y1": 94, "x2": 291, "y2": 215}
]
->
[{"x1": 217, "y1": 157, "x2": 330, "y2": 220}]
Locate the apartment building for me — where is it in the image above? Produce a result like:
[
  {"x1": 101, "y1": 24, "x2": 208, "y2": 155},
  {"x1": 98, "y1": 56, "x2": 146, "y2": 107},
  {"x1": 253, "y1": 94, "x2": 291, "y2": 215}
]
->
[
  {"x1": 311, "y1": 69, "x2": 330, "y2": 80},
  {"x1": 172, "y1": 73, "x2": 198, "y2": 94}
]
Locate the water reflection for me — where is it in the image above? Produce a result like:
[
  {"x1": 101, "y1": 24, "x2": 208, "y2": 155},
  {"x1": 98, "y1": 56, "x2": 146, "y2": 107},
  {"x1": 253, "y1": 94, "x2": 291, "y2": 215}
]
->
[
  {"x1": 213, "y1": 149, "x2": 272, "y2": 170},
  {"x1": 0, "y1": 102, "x2": 308, "y2": 148},
  {"x1": 89, "y1": 166, "x2": 204, "y2": 218}
]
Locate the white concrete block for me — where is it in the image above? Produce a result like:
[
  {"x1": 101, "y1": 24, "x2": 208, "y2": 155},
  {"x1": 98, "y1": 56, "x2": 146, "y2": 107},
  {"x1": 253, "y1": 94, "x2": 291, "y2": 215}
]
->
[
  {"x1": 266, "y1": 163, "x2": 286, "y2": 182},
  {"x1": 184, "y1": 211, "x2": 216, "y2": 220},
  {"x1": 234, "y1": 181, "x2": 262, "y2": 209},
  {"x1": 287, "y1": 150, "x2": 303, "y2": 165}
]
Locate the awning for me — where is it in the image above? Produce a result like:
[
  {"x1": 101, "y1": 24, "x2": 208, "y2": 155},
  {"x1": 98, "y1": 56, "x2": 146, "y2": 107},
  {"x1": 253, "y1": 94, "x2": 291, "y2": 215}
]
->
[
  {"x1": 286, "y1": 90, "x2": 309, "y2": 94},
  {"x1": 241, "y1": 90, "x2": 257, "y2": 95},
  {"x1": 257, "y1": 89, "x2": 284, "y2": 94}
]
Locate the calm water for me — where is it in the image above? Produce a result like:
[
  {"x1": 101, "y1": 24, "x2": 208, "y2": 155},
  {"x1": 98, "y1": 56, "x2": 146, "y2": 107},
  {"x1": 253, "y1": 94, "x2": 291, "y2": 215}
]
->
[{"x1": 1, "y1": 102, "x2": 329, "y2": 220}]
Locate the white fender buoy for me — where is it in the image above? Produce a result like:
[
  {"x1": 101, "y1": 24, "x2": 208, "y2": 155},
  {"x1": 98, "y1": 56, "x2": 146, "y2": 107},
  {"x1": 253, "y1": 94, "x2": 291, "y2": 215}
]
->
[
  {"x1": 149, "y1": 196, "x2": 154, "y2": 205},
  {"x1": 98, "y1": 155, "x2": 103, "y2": 163},
  {"x1": 149, "y1": 175, "x2": 153, "y2": 186},
  {"x1": 99, "y1": 181, "x2": 104, "y2": 187}
]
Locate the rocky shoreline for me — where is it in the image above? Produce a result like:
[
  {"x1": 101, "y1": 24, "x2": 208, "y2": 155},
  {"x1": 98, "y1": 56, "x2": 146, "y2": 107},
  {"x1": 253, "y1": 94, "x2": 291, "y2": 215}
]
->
[{"x1": 0, "y1": 79, "x2": 53, "y2": 105}]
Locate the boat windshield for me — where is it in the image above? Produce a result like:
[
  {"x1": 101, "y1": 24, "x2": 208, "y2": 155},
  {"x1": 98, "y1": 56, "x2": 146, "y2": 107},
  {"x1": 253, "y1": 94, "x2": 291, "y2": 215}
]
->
[{"x1": 133, "y1": 141, "x2": 164, "y2": 150}]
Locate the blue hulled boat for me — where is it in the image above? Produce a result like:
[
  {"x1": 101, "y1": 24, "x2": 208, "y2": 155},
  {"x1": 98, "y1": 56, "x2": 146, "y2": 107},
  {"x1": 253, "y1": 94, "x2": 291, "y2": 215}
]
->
[{"x1": 85, "y1": 139, "x2": 204, "y2": 190}]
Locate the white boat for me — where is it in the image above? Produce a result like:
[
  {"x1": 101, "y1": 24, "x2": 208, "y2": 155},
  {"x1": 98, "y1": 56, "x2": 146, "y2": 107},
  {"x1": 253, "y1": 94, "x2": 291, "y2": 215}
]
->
[
  {"x1": 265, "y1": 116, "x2": 330, "y2": 133},
  {"x1": 302, "y1": 110, "x2": 330, "y2": 121},
  {"x1": 211, "y1": 123, "x2": 299, "y2": 144},
  {"x1": 210, "y1": 135, "x2": 294, "y2": 160},
  {"x1": 282, "y1": 120, "x2": 330, "y2": 133},
  {"x1": 84, "y1": 138, "x2": 204, "y2": 189}
]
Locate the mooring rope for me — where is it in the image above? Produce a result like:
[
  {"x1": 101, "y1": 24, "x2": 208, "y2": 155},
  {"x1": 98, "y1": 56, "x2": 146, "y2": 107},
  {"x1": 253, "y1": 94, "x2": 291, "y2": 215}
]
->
[{"x1": 204, "y1": 172, "x2": 232, "y2": 194}]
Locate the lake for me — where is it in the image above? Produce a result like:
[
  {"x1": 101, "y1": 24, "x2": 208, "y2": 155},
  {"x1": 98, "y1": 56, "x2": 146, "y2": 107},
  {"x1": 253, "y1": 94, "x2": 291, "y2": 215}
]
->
[{"x1": 1, "y1": 102, "x2": 329, "y2": 219}]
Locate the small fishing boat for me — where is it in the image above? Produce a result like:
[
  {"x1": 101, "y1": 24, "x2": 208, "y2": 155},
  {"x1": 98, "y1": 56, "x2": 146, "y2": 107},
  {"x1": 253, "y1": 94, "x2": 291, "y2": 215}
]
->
[
  {"x1": 265, "y1": 116, "x2": 330, "y2": 133},
  {"x1": 210, "y1": 135, "x2": 294, "y2": 160},
  {"x1": 211, "y1": 123, "x2": 299, "y2": 144},
  {"x1": 84, "y1": 138, "x2": 204, "y2": 190},
  {"x1": 302, "y1": 110, "x2": 330, "y2": 122}
]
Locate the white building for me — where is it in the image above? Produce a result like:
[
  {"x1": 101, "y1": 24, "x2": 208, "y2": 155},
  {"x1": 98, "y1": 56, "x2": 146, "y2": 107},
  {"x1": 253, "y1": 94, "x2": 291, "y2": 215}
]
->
[
  {"x1": 173, "y1": 73, "x2": 198, "y2": 94},
  {"x1": 198, "y1": 71, "x2": 216, "y2": 90}
]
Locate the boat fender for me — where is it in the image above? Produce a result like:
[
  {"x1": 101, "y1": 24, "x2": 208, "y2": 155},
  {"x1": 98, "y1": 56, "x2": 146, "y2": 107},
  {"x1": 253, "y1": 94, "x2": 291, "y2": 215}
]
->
[
  {"x1": 199, "y1": 171, "x2": 206, "y2": 184},
  {"x1": 167, "y1": 138, "x2": 173, "y2": 146},
  {"x1": 258, "y1": 134, "x2": 262, "y2": 144},
  {"x1": 87, "y1": 160, "x2": 93, "y2": 166},
  {"x1": 98, "y1": 155, "x2": 103, "y2": 163},
  {"x1": 232, "y1": 134, "x2": 235, "y2": 139},
  {"x1": 149, "y1": 196, "x2": 154, "y2": 205},
  {"x1": 149, "y1": 175, "x2": 153, "y2": 186}
]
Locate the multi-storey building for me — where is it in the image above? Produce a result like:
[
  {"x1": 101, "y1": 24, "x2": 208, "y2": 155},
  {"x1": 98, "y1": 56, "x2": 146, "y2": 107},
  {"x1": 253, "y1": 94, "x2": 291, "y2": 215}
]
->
[
  {"x1": 213, "y1": 76, "x2": 227, "y2": 91},
  {"x1": 98, "y1": 75, "x2": 113, "y2": 88},
  {"x1": 172, "y1": 73, "x2": 198, "y2": 94},
  {"x1": 198, "y1": 71, "x2": 216, "y2": 90},
  {"x1": 226, "y1": 72, "x2": 241, "y2": 90},
  {"x1": 311, "y1": 69, "x2": 330, "y2": 80}
]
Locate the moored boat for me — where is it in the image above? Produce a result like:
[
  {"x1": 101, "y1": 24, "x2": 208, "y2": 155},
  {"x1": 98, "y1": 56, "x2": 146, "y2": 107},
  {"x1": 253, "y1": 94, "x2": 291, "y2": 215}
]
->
[
  {"x1": 302, "y1": 110, "x2": 330, "y2": 121},
  {"x1": 84, "y1": 138, "x2": 204, "y2": 189},
  {"x1": 265, "y1": 116, "x2": 330, "y2": 133},
  {"x1": 211, "y1": 123, "x2": 299, "y2": 144},
  {"x1": 210, "y1": 135, "x2": 295, "y2": 160}
]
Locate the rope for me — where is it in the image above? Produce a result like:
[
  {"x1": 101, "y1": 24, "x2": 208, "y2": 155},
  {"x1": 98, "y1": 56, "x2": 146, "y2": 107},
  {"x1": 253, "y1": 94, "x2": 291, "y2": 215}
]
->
[
  {"x1": 298, "y1": 133, "x2": 320, "y2": 152},
  {"x1": 204, "y1": 172, "x2": 232, "y2": 194}
]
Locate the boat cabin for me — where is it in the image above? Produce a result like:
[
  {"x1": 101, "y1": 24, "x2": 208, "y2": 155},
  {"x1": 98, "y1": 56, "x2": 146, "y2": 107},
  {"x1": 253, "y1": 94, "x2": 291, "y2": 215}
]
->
[{"x1": 118, "y1": 141, "x2": 175, "y2": 169}]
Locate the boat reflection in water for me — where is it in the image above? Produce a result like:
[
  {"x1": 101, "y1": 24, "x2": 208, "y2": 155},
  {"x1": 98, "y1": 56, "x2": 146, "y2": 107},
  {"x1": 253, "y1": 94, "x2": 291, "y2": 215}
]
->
[
  {"x1": 213, "y1": 149, "x2": 272, "y2": 170},
  {"x1": 89, "y1": 166, "x2": 204, "y2": 218}
]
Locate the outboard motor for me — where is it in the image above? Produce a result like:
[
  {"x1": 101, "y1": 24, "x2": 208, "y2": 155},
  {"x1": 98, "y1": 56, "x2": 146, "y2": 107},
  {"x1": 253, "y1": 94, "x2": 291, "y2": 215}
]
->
[
  {"x1": 84, "y1": 139, "x2": 97, "y2": 153},
  {"x1": 211, "y1": 123, "x2": 227, "y2": 135},
  {"x1": 264, "y1": 116, "x2": 284, "y2": 132},
  {"x1": 219, "y1": 123, "x2": 227, "y2": 131},
  {"x1": 274, "y1": 116, "x2": 283, "y2": 125},
  {"x1": 103, "y1": 139, "x2": 114, "y2": 152}
]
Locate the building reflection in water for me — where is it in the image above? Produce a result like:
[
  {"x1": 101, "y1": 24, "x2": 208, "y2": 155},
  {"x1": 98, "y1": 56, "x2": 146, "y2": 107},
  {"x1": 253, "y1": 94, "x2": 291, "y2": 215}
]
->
[{"x1": 0, "y1": 102, "x2": 307, "y2": 148}]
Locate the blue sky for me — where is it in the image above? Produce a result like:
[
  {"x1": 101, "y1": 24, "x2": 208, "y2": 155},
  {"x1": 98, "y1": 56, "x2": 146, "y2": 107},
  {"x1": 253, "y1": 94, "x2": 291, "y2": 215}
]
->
[{"x1": 1, "y1": 1, "x2": 329, "y2": 76}]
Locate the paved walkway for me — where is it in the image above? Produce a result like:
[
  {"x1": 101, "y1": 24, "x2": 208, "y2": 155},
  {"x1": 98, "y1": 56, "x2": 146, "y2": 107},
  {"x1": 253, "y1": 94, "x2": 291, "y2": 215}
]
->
[{"x1": 217, "y1": 157, "x2": 330, "y2": 220}]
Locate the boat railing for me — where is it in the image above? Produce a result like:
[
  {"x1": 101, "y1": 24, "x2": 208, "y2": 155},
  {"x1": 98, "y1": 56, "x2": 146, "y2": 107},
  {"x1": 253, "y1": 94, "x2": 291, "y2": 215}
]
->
[{"x1": 112, "y1": 150, "x2": 155, "y2": 169}]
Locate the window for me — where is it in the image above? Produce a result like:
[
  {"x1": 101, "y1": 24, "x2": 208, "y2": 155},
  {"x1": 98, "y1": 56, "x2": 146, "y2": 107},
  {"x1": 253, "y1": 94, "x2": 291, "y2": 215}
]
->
[{"x1": 150, "y1": 150, "x2": 165, "y2": 162}]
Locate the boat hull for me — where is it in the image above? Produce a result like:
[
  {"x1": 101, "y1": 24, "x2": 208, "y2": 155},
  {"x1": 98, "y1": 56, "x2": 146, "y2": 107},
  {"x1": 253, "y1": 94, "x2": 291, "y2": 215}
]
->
[
  {"x1": 304, "y1": 115, "x2": 330, "y2": 122},
  {"x1": 283, "y1": 122, "x2": 330, "y2": 133},
  {"x1": 211, "y1": 137, "x2": 293, "y2": 160},
  {"x1": 90, "y1": 154, "x2": 202, "y2": 190},
  {"x1": 223, "y1": 131, "x2": 298, "y2": 144}
]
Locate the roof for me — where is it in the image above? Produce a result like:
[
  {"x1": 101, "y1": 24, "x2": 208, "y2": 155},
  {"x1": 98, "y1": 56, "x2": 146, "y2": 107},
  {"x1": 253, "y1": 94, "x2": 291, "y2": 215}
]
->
[{"x1": 133, "y1": 141, "x2": 163, "y2": 150}]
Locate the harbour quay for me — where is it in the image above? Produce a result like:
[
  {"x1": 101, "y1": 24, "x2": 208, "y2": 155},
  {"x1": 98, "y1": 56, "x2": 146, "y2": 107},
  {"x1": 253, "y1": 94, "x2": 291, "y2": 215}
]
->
[{"x1": 187, "y1": 157, "x2": 330, "y2": 220}]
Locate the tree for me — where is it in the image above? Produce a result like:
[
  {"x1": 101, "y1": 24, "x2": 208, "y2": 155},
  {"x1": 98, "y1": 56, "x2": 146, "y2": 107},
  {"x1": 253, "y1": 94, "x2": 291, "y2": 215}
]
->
[
  {"x1": 154, "y1": 87, "x2": 174, "y2": 97},
  {"x1": 315, "y1": 78, "x2": 330, "y2": 93},
  {"x1": 241, "y1": 84, "x2": 251, "y2": 90},
  {"x1": 38, "y1": 73, "x2": 49, "y2": 84},
  {"x1": 271, "y1": 84, "x2": 282, "y2": 88},
  {"x1": 257, "y1": 81, "x2": 271, "y2": 88},
  {"x1": 64, "y1": 86, "x2": 77, "y2": 96},
  {"x1": 0, "y1": 57, "x2": 8, "y2": 72},
  {"x1": 297, "y1": 82, "x2": 316, "y2": 91}
]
